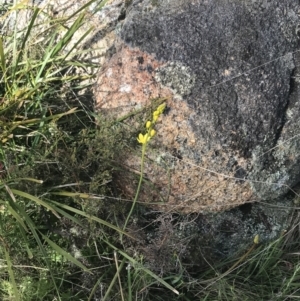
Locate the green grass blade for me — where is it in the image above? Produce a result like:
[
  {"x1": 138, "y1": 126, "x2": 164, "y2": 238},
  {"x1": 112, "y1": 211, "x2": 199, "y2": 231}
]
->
[
  {"x1": 63, "y1": 26, "x2": 94, "y2": 60},
  {"x1": 51, "y1": 191, "x2": 104, "y2": 201},
  {"x1": 4, "y1": 185, "x2": 28, "y2": 231},
  {"x1": 66, "y1": 0, "x2": 108, "y2": 21},
  {"x1": 51, "y1": 13, "x2": 85, "y2": 59},
  {"x1": 13, "y1": 202, "x2": 61, "y2": 300},
  {"x1": 10, "y1": 188, "x2": 60, "y2": 218},
  {"x1": 14, "y1": 177, "x2": 43, "y2": 184},
  {"x1": 51, "y1": 200, "x2": 134, "y2": 239},
  {"x1": 11, "y1": 107, "x2": 77, "y2": 126},
  {"x1": 40, "y1": 232, "x2": 91, "y2": 273},
  {"x1": 6, "y1": 203, "x2": 28, "y2": 232},
  {"x1": 17, "y1": 224, "x2": 33, "y2": 259},
  {"x1": 35, "y1": 33, "x2": 57, "y2": 82},
  {"x1": 48, "y1": 202, "x2": 85, "y2": 228},
  {"x1": 127, "y1": 260, "x2": 132, "y2": 301},
  {"x1": 88, "y1": 273, "x2": 106, "y2": 301},
  {"x1": 12, "y1": 8, "x2": 40, "y2": 79},
  {"x1": 19, "y1": 8, "x2": 40, "y2": 52},
  {"x1": 4, "y1": 247, "x2": 20, "y2": 301},
  {"x1": 51, "y1": 191, "x2": 97, "y2": 199},
  {"x1": 0, "y1": 37, "x2": 6, "y2": 73},
  {"x1": 101, "y1": 257, "x2": 126, "y2": 301}
]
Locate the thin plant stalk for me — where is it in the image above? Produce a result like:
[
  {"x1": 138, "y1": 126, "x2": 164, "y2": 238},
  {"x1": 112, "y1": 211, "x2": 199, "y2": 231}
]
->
[
  {"x1": 102, "y1": 257, "x2": 126, "y2": 301},
  {"x1": 114, "y1": 251, "x2": 125, "y2": 301},
  {"x1": 123, "y1": 142, "x2": 147, "y2": 233},
  {"x1": 122, "y1": 103, "x2": 166, "y2": 235}
]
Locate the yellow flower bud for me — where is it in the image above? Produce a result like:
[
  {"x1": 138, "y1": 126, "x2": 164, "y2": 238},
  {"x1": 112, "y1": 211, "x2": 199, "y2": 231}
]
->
[
  {"x1": 153, "y1": 111, "x2": 160, "y2": 122},
  {"x1": 153, "y1": 110, "x2": 160, "y2": 117},
  {"x1": 150, "y1": 129, "x2": 156, "y2": 137},
  {"x1": 156, "y1": 103, "x2": 166, "y2": 114},
  {"x1": 146, "y1": 121, "x2": 151, "y2": 128}
]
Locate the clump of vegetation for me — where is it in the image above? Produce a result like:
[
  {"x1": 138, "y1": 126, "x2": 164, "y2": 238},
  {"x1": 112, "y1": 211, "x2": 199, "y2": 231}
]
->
[
  {"x1": 0, "y1": 1, "x2": 300, "y2": 301},
  {"x1": 0, "y1": 0, "x2": 179, "y2": 299},
  {"x1": 0, "y1": 0, "x2": 130, "y2": 299}
]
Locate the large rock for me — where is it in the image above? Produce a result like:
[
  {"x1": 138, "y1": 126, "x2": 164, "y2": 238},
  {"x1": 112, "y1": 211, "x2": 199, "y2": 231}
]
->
[{"x1": 95, "y1": 0, "x2": 300, "y2": 212}]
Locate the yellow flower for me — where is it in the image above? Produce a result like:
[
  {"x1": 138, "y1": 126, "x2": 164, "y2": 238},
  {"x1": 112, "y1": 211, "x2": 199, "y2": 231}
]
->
[
  {"x1": 146, "y1": 121, "x2": 152, "y2": 129},
  {"x1": 137, "y1": 133, "x2": 150, "y2": 144}
]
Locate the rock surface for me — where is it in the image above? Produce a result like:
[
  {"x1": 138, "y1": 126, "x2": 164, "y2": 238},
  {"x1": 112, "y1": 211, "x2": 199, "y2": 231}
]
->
[
  {"x1": 135, "y1": 197, "x2": 294, "y2": 273},
  {"x1": 95, "y1": 0, "x2": 300, "y2": 212}
]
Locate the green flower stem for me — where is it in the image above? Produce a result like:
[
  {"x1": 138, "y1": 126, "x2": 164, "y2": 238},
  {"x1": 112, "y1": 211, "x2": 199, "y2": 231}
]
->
[
  {"x1": 121, "y1": 102, "x2": 166, "y2": 243},
  {"x1": 225, "y1": 235, "x2": 259, "y2": 275},
  {"x1": 123, "y1": 142, "x2": 147, "y2": 233}
]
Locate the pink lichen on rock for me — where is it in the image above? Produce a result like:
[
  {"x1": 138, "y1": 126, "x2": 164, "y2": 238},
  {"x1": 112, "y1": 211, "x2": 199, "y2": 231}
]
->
[{"x1": 95, "y1": 44, "x2": 173, "y2": 114}]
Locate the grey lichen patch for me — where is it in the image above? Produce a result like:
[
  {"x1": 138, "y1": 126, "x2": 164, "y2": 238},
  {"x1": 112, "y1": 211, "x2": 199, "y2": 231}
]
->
[
  {"x1": 150, "y1": 0, "x2": 159, "y2": 7},
  {"x1": 251, "y1": 170, "x2": 291, "y2": 200},
  {"x1": 155, "y1": 62, "x2": 196, "y2": 97}
]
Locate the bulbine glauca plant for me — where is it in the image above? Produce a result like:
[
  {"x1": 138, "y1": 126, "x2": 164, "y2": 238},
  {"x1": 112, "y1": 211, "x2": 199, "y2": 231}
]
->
[{"x1": 122, "y1": 102, "x2": 166, "y2": 233}]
